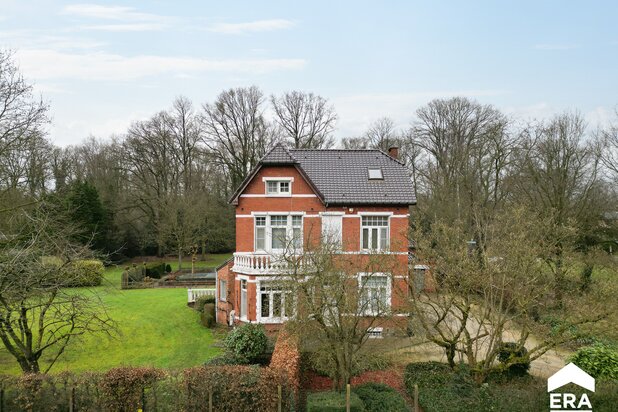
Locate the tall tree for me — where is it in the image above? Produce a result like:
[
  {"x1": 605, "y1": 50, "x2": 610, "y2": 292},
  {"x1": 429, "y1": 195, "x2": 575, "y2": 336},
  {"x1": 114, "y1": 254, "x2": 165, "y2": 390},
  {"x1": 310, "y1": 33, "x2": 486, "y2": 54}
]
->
[
  {"x1": 364, "y1": 117, "x2": 400, "y2": 152},
  {"x1": 410, "y1": 97, "x2": 512, "y2": 252},
  {"x1": 271, "y1": 91, "x2": 337, "y2": 149},
  {"x1": 513, "y1": 112, "x2": 603, "y2": 305},
  {"x1": 202, "y1": 86, "x2": 273, "y2": 190}
]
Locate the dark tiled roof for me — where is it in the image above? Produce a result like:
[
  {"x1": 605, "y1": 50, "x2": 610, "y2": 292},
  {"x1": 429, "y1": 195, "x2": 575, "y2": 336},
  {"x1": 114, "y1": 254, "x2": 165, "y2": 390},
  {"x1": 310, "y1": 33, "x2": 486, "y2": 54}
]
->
[{"x1": 230, "y1": 144, "x2": 417, "y2": 205}]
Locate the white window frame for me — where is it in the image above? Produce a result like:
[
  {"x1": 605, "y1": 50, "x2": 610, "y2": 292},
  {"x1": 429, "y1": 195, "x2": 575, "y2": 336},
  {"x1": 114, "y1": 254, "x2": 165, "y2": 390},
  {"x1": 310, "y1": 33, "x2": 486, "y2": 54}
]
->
[
  {"x1": 257, "y1": 280, "x2": 295, "y2": 323},
  {"x1": 360, "y1": 214, "x2": 390, "y2": 251},
  {"x1": 358, "y1": 272, "x2": 391, "y2": 316},
  {"x1": 219, "y1": 279, "x2": 227, "y2": 301},
  {"x1": 320, "y1": 212, "x2": 344, "y2": 249},
  {"x1": 263, "y1": 177, "x2": 294, "y2": 197},
  {"x1": 253, "y1": 212, "x2": 304, "y2": 253},
  {"x1": 368, "y1": 168, "x2": 383, "y2": 180}
]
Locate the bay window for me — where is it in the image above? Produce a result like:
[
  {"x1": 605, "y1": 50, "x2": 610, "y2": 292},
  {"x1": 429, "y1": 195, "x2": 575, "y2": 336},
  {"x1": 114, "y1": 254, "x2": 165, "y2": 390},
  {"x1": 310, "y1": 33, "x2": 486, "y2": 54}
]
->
[
  {"x1": 259, "y1": 281, "x2": 294, "y2": 321},
  {"x1": 361, "y1": 215, "x2": 389, "y2": 251}
]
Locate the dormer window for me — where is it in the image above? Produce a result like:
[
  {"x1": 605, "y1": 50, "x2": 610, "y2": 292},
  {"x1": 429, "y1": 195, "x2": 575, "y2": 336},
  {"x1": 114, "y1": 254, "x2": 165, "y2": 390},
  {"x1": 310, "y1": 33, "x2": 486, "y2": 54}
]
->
[
  {"x1": 368, "y1": 168, "x2": 383, "y2": 180},
  {"x1": 263, "y1": 177, "x2": 293, "y2": 196}
]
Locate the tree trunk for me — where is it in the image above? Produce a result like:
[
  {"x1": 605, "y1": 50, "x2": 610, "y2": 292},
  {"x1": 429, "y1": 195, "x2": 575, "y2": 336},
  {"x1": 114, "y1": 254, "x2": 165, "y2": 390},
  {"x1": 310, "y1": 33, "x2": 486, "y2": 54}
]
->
[{"x1": 178, "y1": 248, "x2": 183, "y2": 271}]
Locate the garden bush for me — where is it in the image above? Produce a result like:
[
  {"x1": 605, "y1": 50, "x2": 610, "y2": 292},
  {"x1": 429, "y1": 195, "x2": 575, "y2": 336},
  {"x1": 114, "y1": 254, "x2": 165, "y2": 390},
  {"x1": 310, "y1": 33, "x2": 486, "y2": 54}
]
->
[
  {"x1": 195, "y1": 295, "x2": 216, "y2": 312},
  {"x1": 404, "y1": 361, "x2": 452, "y2": 390},
  {"x1": 100, "y1": 367, "x2": 165, "y2": 412},
  {"x1": 183, "y1": 365, "x2": 294, "y2": 412},
  {"x1": 307, "y1": 391, "x2": 365, "y2": 412},
  {"x1": 353, "y1": 382, "x2": 410, "y2": 412},
  {"x1": 142, "y1": 262, "x2": 166, "y2": 279},
  {"x1": 200, "y1": 304, "x2": 215, "y2": 328},
  {"x1": 498, "y1": 342, "x2": 530, "y2": 377},
  {"x1": 165, "y1": 263, "x2": 172, "y2": 273},
  {"x1": 224, "y1": 323, "x2": 268, "y2": 364},
  {"x1": 67, "y1": 259, "x2": 105, "y2": 287},
  {"x1": 306, "y1": 348, "x2": 392, "y2": 377},
  {"x1": 569, "y1": 343, "x2": 618, "y2": 380}
]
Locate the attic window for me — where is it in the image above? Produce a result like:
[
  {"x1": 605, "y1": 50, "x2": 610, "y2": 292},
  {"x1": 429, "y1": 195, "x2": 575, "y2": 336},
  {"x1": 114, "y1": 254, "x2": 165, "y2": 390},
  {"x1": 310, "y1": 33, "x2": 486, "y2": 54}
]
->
[{"x1": 368, "y1": 168, "x2": 383, "y2": 180}]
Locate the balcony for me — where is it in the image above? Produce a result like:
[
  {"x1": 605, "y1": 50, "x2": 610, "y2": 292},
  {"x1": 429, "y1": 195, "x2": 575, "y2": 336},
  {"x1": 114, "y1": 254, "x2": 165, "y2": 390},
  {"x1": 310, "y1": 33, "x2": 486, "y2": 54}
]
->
[{"x1": 232, "y1": 252, "x2": 290, "y2": 275}]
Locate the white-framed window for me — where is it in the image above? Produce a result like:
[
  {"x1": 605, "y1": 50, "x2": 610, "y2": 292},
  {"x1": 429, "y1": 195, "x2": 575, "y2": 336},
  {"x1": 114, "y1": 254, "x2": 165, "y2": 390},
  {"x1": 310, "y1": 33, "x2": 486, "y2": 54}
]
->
[
  {"x1": 359, "y1": 273, "x2": 391, "y2": 315},
  {"x1": 219, "y1": 279, "x2": 227, "y2": 301},
  {"x1": 254, "y1": 213, "x2": 303, "y2": 252},
  {"x1": 264, "y1": 178, "x2": 292, "y2": 196},
  {"x1": 255, "y1": 216, "x2": 266, "y2": 250},
  {"x1": 367, "y1": 327, "x2": 384, "y2": 338},
  {"x1": 321, "y1": 213, "x2": 343, "y2": 248},
  {"x1": 259, "y1": 281, "x2": 295, "y2": 322},
  {"x1": 361, "y1": 215, "x2": 389, "y2": 251}
]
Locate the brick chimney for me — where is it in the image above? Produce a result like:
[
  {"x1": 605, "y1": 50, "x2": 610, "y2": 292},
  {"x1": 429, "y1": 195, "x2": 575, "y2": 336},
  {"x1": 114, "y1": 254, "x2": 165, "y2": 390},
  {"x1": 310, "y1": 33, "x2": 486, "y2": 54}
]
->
[{"x1": 388, "y1": 146, "x2": 399, "y2": 159}]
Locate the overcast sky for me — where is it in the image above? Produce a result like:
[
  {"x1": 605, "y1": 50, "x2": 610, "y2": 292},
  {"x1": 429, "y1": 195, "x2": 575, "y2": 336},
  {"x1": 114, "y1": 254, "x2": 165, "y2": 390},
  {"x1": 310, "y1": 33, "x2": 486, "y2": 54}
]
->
[{"x1": 1, "y1": 1, "x2": 617, "y2": 146}]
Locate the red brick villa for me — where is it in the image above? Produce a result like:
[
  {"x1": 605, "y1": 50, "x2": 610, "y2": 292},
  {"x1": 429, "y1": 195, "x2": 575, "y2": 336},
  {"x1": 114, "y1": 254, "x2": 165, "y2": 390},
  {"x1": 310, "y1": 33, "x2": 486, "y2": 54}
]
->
[{"x1": 215, "y1": 144, "x2": 418, "y2": 331}]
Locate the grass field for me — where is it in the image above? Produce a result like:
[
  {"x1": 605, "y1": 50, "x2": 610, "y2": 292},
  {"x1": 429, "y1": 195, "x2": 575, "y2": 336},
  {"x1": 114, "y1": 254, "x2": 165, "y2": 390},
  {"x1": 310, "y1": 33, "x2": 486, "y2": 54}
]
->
[{"x1": 0, "y1": 253, "x2": 232, "y2": 375}]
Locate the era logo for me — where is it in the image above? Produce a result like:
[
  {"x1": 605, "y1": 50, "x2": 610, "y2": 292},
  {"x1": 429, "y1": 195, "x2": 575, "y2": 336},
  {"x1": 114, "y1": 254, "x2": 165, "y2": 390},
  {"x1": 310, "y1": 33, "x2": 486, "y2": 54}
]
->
[{"x1": 548, "y1": 363, "x2": 595, "y2": 411}]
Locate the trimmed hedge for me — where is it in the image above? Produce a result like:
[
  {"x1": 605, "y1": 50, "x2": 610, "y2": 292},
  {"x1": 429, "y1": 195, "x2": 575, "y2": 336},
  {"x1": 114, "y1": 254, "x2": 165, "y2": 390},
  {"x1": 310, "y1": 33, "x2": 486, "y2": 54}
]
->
[
  {"x1": 67, "y1": 259, "x2": 105, "y2": 287},
  {"x1": 200, "y1": 303, "x2": 216, "y2": 328},
  {"x1": 307, "y1": 391, "x2": 365, "y2": 412},
  {"x1": 195, "y1": 295, "x2": 216, "y2": 312},
  {"x1": 353, "y1": 382, "x2": 410, "y2": 412},
  {"x1": 0, "y1": 365, "x2": 296, "y2": 412},
  {"x1": 143, "y1": 262, "x2": 166, "y2": 279}
]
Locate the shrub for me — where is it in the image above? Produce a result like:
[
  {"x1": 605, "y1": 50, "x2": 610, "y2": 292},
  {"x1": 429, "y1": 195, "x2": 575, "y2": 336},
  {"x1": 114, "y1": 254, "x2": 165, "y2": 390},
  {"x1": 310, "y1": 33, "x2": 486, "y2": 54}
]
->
[
  {"x1": 200, "y1": 304, "x2": 216, "y2": 328},
  {"x1": 498, "y1": 342, "x2": 530, "y2": 377},
  {"x1": 195, "y1": 295, "x2": 216, "y2": 312},
  {"x1": 404, "y1": 361, "x2": 452, "y2": 391},
  {"x1": 353, "y1": 382, "x2": 410, "y2": 412},
  {"x1": 307, "y1": 391, "x2": 365, "y2": 412},
  {"x1": 100, "y1": 367, "x2": 165, "y2": 411},
  {"x1": 307, "y1": 349, "x2": 392, "y2": 377},
  {"x1": 183, "y1": 365, "x2": 293, "y2": 412},
  {"x1": 569, "y1": 344, "x2": 618, "y2": 380},
  {"x1": 204, "y1": 352, "x2": 245, "y2": 366},
  {"x1": 67, "y1": 259, "x2": 105, "y2": 287},
  {"x1": 165, "y1": 263, "x2": 172, "y2": 273},
  {"x1": 143, "y1": 262, "x2": 166, "y2": 279},
  {"x1": 224, "y1": 324, "x2": 268, "y2": 364}
]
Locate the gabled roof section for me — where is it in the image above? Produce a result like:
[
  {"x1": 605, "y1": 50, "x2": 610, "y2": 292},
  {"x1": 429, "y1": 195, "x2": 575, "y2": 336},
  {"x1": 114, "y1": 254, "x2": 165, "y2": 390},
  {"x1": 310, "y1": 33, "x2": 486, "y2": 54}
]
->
[
  {"x1": 229, "y1": 143, "x2": 417, "y2": 206},
  {"x1": 261, "y1": 144, "x2": 297, "y2": 164}
]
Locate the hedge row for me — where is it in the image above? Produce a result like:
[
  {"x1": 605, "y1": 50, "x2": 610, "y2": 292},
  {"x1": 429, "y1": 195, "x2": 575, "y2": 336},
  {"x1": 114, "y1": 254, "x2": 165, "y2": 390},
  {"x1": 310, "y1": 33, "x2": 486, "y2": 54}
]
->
[
  {"x1": 0, "y1": 365, "x2": 295, "y2": 412},
  {"x1": 403, "y1": 361, "x2": 618, "y2": 412}
]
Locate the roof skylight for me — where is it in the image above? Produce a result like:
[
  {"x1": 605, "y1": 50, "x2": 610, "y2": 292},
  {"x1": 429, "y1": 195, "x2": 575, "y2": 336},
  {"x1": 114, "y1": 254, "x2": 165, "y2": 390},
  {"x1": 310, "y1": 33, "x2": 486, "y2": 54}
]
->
[{"x1": 368, "y1": 168, "x2": 383, "y2": 180}]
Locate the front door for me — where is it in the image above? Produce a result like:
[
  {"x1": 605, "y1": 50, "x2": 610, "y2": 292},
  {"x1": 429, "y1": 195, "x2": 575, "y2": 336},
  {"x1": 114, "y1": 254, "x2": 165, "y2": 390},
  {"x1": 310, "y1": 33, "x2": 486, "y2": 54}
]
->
[{"x1": 240, "y1": 279, "x2": 247, "y2": 319}]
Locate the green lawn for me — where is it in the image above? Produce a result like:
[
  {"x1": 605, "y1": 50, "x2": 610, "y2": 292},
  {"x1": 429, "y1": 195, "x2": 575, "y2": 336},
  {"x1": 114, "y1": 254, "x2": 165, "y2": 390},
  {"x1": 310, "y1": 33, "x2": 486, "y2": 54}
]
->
[{"x1": 0, "y1": 253, "x2": 232, "y2": 375}]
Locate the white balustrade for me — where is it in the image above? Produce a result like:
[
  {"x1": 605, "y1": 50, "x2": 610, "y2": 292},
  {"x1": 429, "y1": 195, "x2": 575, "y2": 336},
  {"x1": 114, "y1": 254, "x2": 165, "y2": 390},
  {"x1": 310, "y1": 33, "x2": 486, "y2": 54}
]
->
[
  {"x1": 187, "y1": 288, "x2": 215, "y2": 303},
  {"x1": 232, "y1": 252, "x2": 294, "y2": 274}
]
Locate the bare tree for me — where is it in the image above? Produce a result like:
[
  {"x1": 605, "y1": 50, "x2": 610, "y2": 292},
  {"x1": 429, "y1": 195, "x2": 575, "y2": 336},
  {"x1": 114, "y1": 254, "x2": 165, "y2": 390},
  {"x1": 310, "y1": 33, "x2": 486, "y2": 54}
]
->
[
  {"x1": 411, "y1": 97, "x2": 512, "y2": 253},
  {"x1": 596, "y1": 108, "x2": 618, "y2": 182},
  {"x1": 0, "y1": 50, "x2": 49, "y2": 164},
  {"x1": 513, "y1": 112, "x2": 603, "y2": 305},
  {"x1": 277, "y1": 232, "x2": 401, "y2": 390},
  {"x1": 271, "y1": 91, "x2": 337, "y2": 149},
  {"x1": 340, "y1": 136, "x2": 369, "y2": 149},
  {"x1": 202, "y1": 86, "x2": 274, "y2": 190},
  {"x1": 0, "y1": 204, "x2": 115, "y2": 373},
  {"x1": 364, "y1": 117, "x2": 400, "y2": 152},
  {"x1": 409, "y1": 208, "x2": 607, "y2": 383}
]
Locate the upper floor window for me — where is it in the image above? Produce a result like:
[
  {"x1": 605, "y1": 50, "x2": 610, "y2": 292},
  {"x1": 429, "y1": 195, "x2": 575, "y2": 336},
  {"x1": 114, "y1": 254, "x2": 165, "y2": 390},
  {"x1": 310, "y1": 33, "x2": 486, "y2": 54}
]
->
[
  {"x1": 264, "y1": 178, "x2": 292, "y2": 196},
  {"x1": 361, "y1": 215, "x2": 389, "y2": 251},
  {"x1": 254, "y1": 213, "x2": 303, "y2": 252}
]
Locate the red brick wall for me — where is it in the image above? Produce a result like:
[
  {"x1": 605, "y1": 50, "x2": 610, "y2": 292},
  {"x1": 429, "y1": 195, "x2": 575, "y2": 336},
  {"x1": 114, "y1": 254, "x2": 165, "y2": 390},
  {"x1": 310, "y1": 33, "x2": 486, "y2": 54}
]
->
[{"x1": 227, "y1": 164, "x2": 414, "y2": 324}]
